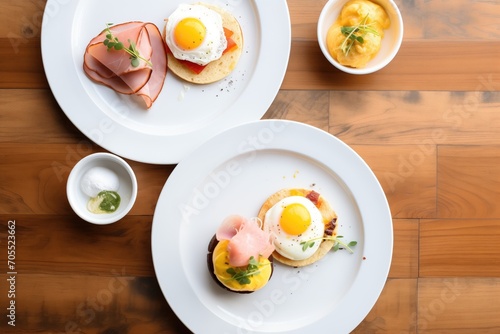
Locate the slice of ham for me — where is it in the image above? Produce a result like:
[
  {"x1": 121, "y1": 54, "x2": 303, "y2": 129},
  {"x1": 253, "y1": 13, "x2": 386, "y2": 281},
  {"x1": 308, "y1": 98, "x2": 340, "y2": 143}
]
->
[
  {"x1": 215, "y1": 214, "x2": 246, "y2": 241},
  {"x1": 83, "y1": 22, "x2": 167, "y2": 109},
  {"x1": 216, "y1": 215, "x2": 275, "y2": 267},
  {"x1": 135, "y1": 23, "x2": 168, "y2": 108}
]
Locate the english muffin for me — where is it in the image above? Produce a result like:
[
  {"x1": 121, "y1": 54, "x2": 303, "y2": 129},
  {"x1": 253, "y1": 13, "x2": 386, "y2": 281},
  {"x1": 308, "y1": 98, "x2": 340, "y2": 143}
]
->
[
  {"x1": 164, "y1": 3, "x2": 243, "y2": 84},
  {"x1": 207, "y1": 215, "x2": 274, "y2": 293},
  {"x1": 257, "y1": 188, "x2": 338, "y2": 267}
]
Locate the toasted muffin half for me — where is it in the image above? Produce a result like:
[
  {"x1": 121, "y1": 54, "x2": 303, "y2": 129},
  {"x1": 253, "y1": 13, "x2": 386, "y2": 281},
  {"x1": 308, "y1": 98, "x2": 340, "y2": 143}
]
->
[
  {"x1": 164, "y1": 3, "x2": 243, "y2": 84},
  {"x1": 257, "y1": 188, "x2": 338, "y2": 267},
  {"x1": 207, "y1": 235, "x2": 274, "y2": 293}
]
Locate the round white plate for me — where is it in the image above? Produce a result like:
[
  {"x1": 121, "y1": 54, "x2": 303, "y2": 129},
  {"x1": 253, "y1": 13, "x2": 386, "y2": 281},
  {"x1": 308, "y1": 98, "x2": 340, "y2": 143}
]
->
[
  {"x1": 41, "y1": 0, "x2": 290, "y2": 164},
  {"x1": 152, "y1": 120, "x2": 393, "y2": 333}
]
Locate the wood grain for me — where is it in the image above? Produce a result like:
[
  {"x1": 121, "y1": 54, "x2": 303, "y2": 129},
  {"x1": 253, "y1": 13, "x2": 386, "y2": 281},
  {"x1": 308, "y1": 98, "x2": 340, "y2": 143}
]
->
[
  {"x1": 329, "y1": 91, "x2": 500, "y2": 145},
  {"x1": 2, "y1": 1, "x2": 500, "y2": 90},
  {"x1": 0, "y1": 215, "x2": 155, "y2": 276},
  {"x1": 0, "y1": 143, "x2": 172, "y2": 215},
  {"x1": 438, "y1": 146, "x2": 500, "y2": 219},
  {"x1": 264, "y1": 90, "x2": 330, "y2": 131},
  {"x1": 287, "y1": 0, "x2": 500, "y2": 41},
  {"x1": 420, "y1": 219, "x2": 500, "y2": 277},
  {"x1": 0, "y1": 89, "x2": 79, "y2": 144},
  {"x1": 1, "y1": 0, "x2": 500, "y2": 332},
  {"x1": 417, "y1": 278, "x2": 500, "y2": 333},
  {"x1": 390, "y1": 219, "x2": 419, "y2": 278},
  {"x1": 353, "y1": 278, "x2": 417, "y2": 333},
  {"x1": 351, "y1": 145, "x2": 437, "y2": 219},
  {"x1": 282, "y1": 40, "x2": 500, "y2": 91},
  {"x1": 0, "y1": 39, "x2": 47, "y2": 88},
  {"x1": 0, "y1": 273, "x2": 191, "y2": 333}
]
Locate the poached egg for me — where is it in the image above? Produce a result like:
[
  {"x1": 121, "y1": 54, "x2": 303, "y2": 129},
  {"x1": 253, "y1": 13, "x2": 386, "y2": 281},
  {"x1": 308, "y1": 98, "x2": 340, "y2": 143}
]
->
[
  {"x1": 263, "y1": 196, "x2": 325, "y2": 261},
  {"x1": 165, "y1": 4, "x2": 227, "y2": 66}
]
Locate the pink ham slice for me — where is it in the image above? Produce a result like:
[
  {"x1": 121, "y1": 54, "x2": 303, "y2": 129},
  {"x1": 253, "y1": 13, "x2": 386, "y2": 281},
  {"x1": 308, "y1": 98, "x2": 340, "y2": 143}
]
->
[
  {"x1": 216, "y1": 215, "x2": 275, "y2": 267},
  {"x1": 83, "y1": 22, "x2": 167, "y2": 109},
  {"x1": 216, "y1": 214, "x2": 246, "y2": 241},
  {"x1": 136, "y1": 23, "x2": 168, "y2": 108}
]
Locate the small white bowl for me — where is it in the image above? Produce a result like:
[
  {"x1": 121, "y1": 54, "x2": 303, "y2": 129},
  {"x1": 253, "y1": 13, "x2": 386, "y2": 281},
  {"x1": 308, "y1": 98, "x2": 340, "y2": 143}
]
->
[
  {"x1": 67, "y1": 152, "x2": 137, "y2": 225},
  {"x1": 317, "y1": 0, "x2": 404, "y2": 75}
]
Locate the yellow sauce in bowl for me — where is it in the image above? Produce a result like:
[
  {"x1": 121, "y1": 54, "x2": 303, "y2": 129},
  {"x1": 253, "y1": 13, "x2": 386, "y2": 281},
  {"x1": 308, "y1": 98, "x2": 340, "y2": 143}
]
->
[{"x1": 326, "y1": 0, "x2": 390, "y2": 68}]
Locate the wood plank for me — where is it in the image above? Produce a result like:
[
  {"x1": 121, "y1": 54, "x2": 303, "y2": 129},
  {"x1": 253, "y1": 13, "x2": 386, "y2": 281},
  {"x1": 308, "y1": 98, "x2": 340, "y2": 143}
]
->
[
  {"x1": 420, "y1": 0, "x2": 500, "y2": 40},
  {"x1": 0, "y1": 143, "x2": 172, "y2": 215},
  {"x1": 329, "y1": 91, "x2": 500, "y2": 145},
  {"x1": 0, "y1": 0, "x2": 45, "y2": 89},
  {"x1": 438, "y1": 146, "x2": 500, "y2": 219},
  {"x1": 0, "y1": 39, "x2": 47, "y2": 88},
  {"x1": 2, "y1": 0, "x2": 500, "y2": 41},
  {"x1": 420, "y1": 219, "x2": 500, "y2": 277},
  {"x1": 352, "y1": 278, "x2": 417, "y2": 333},
  {"x1": 0, "y1": 220, "x2": 417, "y2": 330},
  {"x1": 350, "y1": 145, "x2": 436, "y2": 219},
  {"x1": 263, "y1": 90, "x2": 329, "y2": 131},
  {"x1": 0, "y1": 89, "x2": 80, "y2": 143},
  {"x1": 0, "y1": 0, "x2": 46, "y2": 37},
  {"x1": 287, "y1": 0, "x2": 500, "y2": 41},
  {"x1": 7, "y1": 264, "x2": 492, "y2": 333},
  {"x1": 2, "y1": 1, "x2": 500, "y2": 90},
  {"x1": 0, "y1": 273, "x2": 190, "y2": 333},
  {"x1": 389, "y1": 219, "x2": 419, "y2": 278},
  {"x1": 417, "y1": 278, "x2": 500, "y2": 333},
  {"x1": 282, "y1": 40, "x2": 500, "y2": 91},
  {"x1": 0, "y1": 215, "x2": 155, "y2": 276},
  {"x1": 0, "y1": 276, "x2": 418, "y2": 334},
  {"x1": 0, "y1": 218, "x2": 419, "y2": 279},
  {"x1": 288, "y1": 0, "x2": 328, "y2": 40}
]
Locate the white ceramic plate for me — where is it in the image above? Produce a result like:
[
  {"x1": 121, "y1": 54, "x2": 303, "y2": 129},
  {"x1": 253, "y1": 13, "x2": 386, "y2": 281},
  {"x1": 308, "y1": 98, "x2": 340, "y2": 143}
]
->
[
  {"x1": 41, "y1": 0, "x2": 290, "y2": 164},
  {"x1": 152, "y1": 120, "x2": 393, "y2": 333}
]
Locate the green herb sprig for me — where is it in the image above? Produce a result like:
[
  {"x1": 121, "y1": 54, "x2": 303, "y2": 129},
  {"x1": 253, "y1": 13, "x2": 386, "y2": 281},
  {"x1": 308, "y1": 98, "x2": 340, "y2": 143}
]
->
[
  {"x1": 225, "y1": 256, "x2": 264, "y2": 285},
  {"x1": 339, "y1": 14, "x2": 380, "y2": 56},
  {"x1": 300, "y1": 235, "x2": 357, "y2": 254},
  {"x1": 103, "y1": 23, "x2": 152, "y2": 68}
]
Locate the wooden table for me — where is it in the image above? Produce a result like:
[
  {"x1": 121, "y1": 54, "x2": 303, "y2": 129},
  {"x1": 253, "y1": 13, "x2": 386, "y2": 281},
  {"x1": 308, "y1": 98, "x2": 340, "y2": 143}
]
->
[{"x1": 1, "y1": 0, "x2": 500, "y2": 333}]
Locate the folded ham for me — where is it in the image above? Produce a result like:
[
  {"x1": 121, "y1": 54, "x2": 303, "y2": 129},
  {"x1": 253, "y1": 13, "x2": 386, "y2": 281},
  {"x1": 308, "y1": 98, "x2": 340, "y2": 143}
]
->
[
  {"x1": 83, "y1": 22, "x2": 167, "y2": 109},
  {"x1": 216, "y1": 215, "x2": 275, "y2": 267}
]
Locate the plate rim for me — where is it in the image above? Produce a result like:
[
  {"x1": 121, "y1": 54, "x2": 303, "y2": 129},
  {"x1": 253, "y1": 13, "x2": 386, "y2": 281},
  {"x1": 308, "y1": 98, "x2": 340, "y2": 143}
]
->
[
  {"x1": 151, "y1": 119, "x2": 393, "y2": 333},
  {"x1": 41, "y1": 0, "x2": 291, "y2": 164}
]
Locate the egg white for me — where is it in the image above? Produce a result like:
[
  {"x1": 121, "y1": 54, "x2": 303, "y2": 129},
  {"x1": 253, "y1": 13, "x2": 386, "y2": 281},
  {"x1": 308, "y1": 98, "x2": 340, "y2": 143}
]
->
[
  {"x1": 263, "y1": 196, "x2": 325, "y2": 261},
  {"x1": 165, "y1": 4, "x2": 227, "y2": 66}
]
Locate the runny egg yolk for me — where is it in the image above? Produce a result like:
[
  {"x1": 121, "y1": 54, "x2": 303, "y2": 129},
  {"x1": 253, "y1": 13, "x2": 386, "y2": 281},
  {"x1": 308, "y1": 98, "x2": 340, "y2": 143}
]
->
[
  {"x1": 174, "y1": 17, "x2": 206, "y2": 50},
  {"x1": 280, "y1": 203, "x2": 311, "y2": 235}
]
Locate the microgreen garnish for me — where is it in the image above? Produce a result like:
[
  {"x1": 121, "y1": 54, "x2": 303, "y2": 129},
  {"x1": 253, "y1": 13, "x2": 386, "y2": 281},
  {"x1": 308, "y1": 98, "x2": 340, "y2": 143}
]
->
[
  {"x1": 300, "y1": 235, "x2": 357, "y2": 254},
  {"x1": 301, "y1": 240, "x2": 314, "y2": 251},
  {"x1": 332, "y1": 236, "x2": 358, "y2": 252},
  {"x1": 103, "y1": 23, "x2": 152, "y2": 68},
  {"x1": 339, "y1": 14, "x2": 380, "y2": 56},
  {"x1": 226, "y1": 256, "x2": 263, "y2": 285}
]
